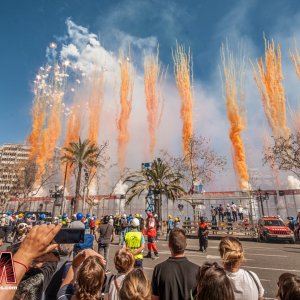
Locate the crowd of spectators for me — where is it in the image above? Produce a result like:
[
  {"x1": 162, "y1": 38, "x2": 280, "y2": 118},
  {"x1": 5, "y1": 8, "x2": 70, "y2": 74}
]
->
[{"x1": 0, "y1": 219, "x2": 299, "y2": 300}]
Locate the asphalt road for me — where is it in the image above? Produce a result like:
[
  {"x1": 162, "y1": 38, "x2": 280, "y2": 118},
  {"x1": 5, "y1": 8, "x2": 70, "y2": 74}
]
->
[{"x1": 108, "y1": 238, "x2": 300, "y2": 300}]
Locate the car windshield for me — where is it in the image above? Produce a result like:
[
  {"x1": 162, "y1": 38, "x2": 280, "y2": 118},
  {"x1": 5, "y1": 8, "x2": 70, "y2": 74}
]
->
[{"x1": 264, "y1": 220, "x2": 285, "y2": 226}]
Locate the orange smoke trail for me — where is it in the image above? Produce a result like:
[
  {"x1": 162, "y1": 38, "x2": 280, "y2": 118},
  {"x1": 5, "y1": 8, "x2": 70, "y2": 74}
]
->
[
  {"x1": 88, "y1": 71, "x2": 104, "y2": 145},
  {"x1": 63, "y1": 102, "x2": 82, "y2": 185},
  {"x1": 253, "y1": 39, "x2": 290, "y2": 138},
  {"x1": 290, "y1": 43, "x2": 300, "y2": 79},
  {"x1": 28, "y1": 74, "x2": 47, "y2": 160},
  {"x1": 117, "y1": 50, "x2": 134, "y2": 172},
  {"x1": 144, "y1": 49, "x2": 161, "y2": 158},
  {"x1": 221, "y1": 45, "x2": 249, "y2": 190},
  {"x1": 173, "y1": 43, "x2": 193, "y2": 157},
  {"x1": 289, "y1": 44, "x2": 300, "y2": 134}
]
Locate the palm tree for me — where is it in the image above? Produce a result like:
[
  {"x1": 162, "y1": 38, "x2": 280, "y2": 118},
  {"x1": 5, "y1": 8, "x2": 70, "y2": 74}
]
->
[
  {"x1": 62, "y1": 138, "x2": 99, "y2": 213},
  {"x1": 124, "y1": 158, "x2": 185, "y2": 220}
]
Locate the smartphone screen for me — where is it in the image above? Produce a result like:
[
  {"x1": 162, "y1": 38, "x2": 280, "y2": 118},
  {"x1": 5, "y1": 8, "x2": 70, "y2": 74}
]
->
[{"x1": 54, "y1": 228, "x2": 85, "y2": 244}]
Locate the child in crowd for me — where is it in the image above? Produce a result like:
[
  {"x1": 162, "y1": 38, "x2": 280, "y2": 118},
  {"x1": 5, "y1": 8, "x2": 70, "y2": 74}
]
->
[
  {"x1": 119, "y1": 268, "x2": 151, "y2": 300},
  {"x1": 219, "y1": 236, "x2": 264, "y2": 300},
  {"x1": 57, "y1": 249, "x2": 106, "y2": 300},
  {"x1": 196, "y1": 262, "x2": 234, "y2": 300},
  {"x1": 276, "y1": 272, "x2": 300, "y2": 300},
  {"x1": 106, "y1": 248, "x2": 134, "y2": 300}
]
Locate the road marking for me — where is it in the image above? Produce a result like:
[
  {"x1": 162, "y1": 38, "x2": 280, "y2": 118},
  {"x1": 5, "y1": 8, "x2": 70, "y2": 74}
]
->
[
  {"x1": 244, "y1": 265, "x2": 300, "y2": 273},
  {"x1": 246, "y1": 253, "x2": 287, "y2": 258},
  {"x1": 144, "y1": 267, "x2": 154, "y2": 270}
]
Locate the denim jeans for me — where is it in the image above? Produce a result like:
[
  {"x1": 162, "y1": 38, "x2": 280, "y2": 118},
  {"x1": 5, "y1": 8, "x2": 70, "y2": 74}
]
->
[{"x1": 98, "y1": 243, "x2": 110, "y2": 269}]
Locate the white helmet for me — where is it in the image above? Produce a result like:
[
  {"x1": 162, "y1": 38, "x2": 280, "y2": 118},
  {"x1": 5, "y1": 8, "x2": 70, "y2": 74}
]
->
[
  {"x1": 2, "y1": 214, "x2": 7, "y2": 218},
  {"x1": 132, "y1": 218, "x2": 140, "y2": 227},
  {"x1": 122, "y1": 214, "x2": 127, "y2": 219}
]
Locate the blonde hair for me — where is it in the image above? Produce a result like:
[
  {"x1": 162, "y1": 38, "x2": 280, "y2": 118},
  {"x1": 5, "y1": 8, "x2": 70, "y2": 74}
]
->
[
  {"x1": 75, "y1": 256, "x2": 105, "y2": 300},
  {"x1": 219, "y1": 236, "x2": 244, "y2": 268},
  {"x1": 119, "y1": 269, "x2": 151, "y2": 300}
]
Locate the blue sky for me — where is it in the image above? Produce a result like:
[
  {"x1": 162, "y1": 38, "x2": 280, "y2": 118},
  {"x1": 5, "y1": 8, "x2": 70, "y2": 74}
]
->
[
  {"x1": 1, "y1": 0, "x2": 300, "y2": 143},
  {"x1": 2, "y1": 0, "x2": 300, "y2": 189}
]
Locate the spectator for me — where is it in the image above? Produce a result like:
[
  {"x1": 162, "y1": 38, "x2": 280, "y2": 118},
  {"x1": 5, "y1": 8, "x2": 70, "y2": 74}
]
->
[
  {"x1": 219, "y1": 236, "x2": 264, "y2": 300},
  {"x1": 218, "y1": 204, "x2": 224, "y2": 222},
  {"x1": 14, "y1": 249, "x2": 59, "y2": 300},
  {"x1": 119, "y1": 214, "x2": 128, "y2": 246},
  {"x1": 151, "y1": 228, "x2": 199, "y2": 300},
  {"x1": 195, "y1": 262, "x2": 234, "y2": 300},
  {"x1": 0, "y1": 224, "x2": 62, "y2": 299},
  {"x1": 211, "y1": 206, "x2": 217, "y2": 223},
  {"x1": 198, "y1": 217, "x2": 208, "y2": 252},
  {"x1": 97, "y1": 215, "x2": 115, "y2": 273},
  {"x1": 119, "y1": 268, "x2": 151, "y2": 300},
  {"x1": 238, "y1": 205, "x2": 244, "y2": 220},
  {"x1": 124, "y1": 217, "x2": 145, "y2": 268},
  {"x1": 57, "y1": 249, "x2": 106, "y2": 300},
  {"x1": 166, "y1": 215, "x2": 174, "y2": 241},
  {"x1": 231, "y1": 202, "x2": 237, "y2": 222},
  {"x1": 277, "y1": 272, "x2": 300, "y2": 300},
  {"x1": 70, "y1": 212, "x2": 85, "y2": 230},
  {"x1": 107, "y1": 248, "x2": 135, "y2": 300}
]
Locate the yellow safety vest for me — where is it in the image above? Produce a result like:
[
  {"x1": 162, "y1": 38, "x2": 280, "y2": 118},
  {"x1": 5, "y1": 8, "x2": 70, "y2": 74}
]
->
[{"x1": 125, "y1": 231, "x2": 143, "y2": 260}]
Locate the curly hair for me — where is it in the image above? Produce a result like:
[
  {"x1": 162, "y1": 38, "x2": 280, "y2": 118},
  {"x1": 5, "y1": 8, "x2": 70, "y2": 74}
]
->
[
  {"x1": 219, "y1": 236, "x2": 244, "y2": 269},
  {"x1": 119, "y1": 268, "x2": 151, "y2": 300},
  {"x1": 75, "y1": 256, "x2": 105, "y2": 300}
]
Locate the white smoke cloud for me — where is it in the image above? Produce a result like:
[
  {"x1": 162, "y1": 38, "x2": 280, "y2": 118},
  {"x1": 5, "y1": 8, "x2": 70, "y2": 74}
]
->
[
  {"x1": 112, "y1": 180, "x2": 129, "y2": 195},
  {"x1": 287, "y1": 175, "x2": 300, "y2": 189}
]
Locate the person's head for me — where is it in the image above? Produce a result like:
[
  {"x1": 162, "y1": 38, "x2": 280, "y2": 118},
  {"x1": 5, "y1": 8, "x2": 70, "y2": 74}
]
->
[
  {"x1": 219, "y1": 236, "x2": 244, "y2": 270},
  {"x1": 277, "y1": 273, "x2": 300, "y2": 300},
  {"x1": 200, "y1": 217, "x2": 205, "y2": 223},
  {"x1": 119, "y1": 268, "x2": 151, "y2": 300},
  {"x1": 168, "y1": 228, "x2": 187, "y2": 256},
  {"x1": 114, "y1": 248, "x2": 134, "y2": 274},
  {"x1": 17, "y1": 223, "x2": 29, "y2": 236},
  {"x1": 75, "y1": 256, "x2": 105, "y2": 300},
  {"x1": 76, "y1": 212, "x2": 83, "y2": 221},
  {"x1": 132, "y1": 218, "x2": 140, "y2": 228},
  {"x1": 103, "y1": 215, "x2": 109, "y2": 224},
  {"x1": 196, "y1": 262, "x2": 234, "y2": 300}
]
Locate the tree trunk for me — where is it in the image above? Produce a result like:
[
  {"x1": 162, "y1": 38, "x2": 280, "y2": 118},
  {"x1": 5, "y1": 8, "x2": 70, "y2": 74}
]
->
[{"x1": 75, "y1": 164, "x2": 83, "y2": 212}]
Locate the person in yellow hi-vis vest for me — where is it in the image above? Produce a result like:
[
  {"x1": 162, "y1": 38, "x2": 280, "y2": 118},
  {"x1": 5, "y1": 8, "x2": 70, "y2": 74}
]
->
[{"x1": 124, "y1": 217, "x2": 145, "y2": 268}]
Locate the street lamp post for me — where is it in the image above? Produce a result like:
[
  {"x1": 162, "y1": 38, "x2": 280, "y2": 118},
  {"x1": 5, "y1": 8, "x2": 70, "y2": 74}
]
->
[
  {"x1": 50, "y1": 185, "x2": 64, "y2": 222},
  {"x1": 256, "y1": 188, "x2": 269, "y2": 217}
]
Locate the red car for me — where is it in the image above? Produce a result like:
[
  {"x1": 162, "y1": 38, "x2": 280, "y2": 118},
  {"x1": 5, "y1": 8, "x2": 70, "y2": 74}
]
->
[{"x1": 257, "y1": 216, "x2": 295, "y2": 244}]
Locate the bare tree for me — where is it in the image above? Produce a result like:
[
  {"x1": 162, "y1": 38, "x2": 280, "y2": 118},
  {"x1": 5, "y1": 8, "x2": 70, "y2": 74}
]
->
[
  {"x1": 160, "y1": 134, "x2": 227, "y2": 191},
  {"x1": 263, "y1": 133, "x2": 300, "y2": 178}
]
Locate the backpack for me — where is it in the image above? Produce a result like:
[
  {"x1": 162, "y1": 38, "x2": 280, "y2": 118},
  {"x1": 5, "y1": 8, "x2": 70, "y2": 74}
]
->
[
  {"x1": 90, "y1": 219, "x2": 95, "y2": 229},
  {"x1": 4, "y1": 217, "x2": 11, "y2": 226},
  {"x1": 121, "y1": 221, "x2": 128, "y2": 229}
]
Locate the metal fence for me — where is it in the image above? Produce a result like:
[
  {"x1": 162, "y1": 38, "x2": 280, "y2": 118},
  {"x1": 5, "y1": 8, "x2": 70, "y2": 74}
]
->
[{"x1": 6, "y1": 189, "x2": 300, "y2": 221}]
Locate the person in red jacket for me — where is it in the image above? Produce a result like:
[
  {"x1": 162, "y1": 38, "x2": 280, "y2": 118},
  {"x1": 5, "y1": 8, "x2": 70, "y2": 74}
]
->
[{"x1": 145, "y1": 213, "x2": 159, "y2": 259}]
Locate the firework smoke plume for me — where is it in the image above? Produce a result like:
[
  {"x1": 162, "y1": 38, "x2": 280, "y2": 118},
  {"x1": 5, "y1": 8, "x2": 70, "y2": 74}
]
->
[
  {"x1": 88, "y1": 71, "x2": 105, "y2": 144},
  {"x1": 117, "y1": 50, "x2": 134, "y2": 172},
  {"x1": 173, "y1": 43, "x2": 193, "y2": 157},
  {"x1": 253, "y1": 39, "x2": 290, "y2": 138},
  {"x1": 221, "y1": 44, "x2": 249, "y2": 190},
  {"x1": 144, "y1": 48, "x2": 162, "y2": 158}
]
